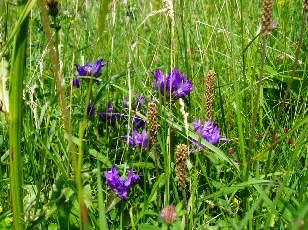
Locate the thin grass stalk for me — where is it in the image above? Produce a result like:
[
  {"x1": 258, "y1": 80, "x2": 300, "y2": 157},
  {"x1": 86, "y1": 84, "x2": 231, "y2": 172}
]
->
[
  {"x1": 77, "y1": 77, "x2": 94, "y2": 229},
  {"x1": 164, "y1": 0, "x2": 175, "y2": 207},
  {"x1": 38, "y1": 0, "x2": 76, "y2": 172},
  {"x1": 9, "y1": 1, "x2": 29, "y2": 229},
  {"x1": 232, "y1": 0, "x2": 247, "y2": 180},
  {"x1": 97, "y1": 158, "x2": 108, "y2": 229},
  {"x1": 277, "y1": 1, "x2": 308, "y2": 122},
  {"x1": 247, "y1": 0, "x2": 273, "y2": 179}
]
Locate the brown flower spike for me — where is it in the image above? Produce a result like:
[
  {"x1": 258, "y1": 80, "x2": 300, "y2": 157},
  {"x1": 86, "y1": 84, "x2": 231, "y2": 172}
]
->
[
  {"x1": 176, "y1": 144, "x2": 188, "y2": 191},
  {"x1": 261, "y1": 0, "x2": 274, "y2": 38},
  {"x1": 147, "y1": 101, "x2": 159, "y2": 147},
  {"x1": 205, "y1": 70, "x2": 215, "y2": 120}
]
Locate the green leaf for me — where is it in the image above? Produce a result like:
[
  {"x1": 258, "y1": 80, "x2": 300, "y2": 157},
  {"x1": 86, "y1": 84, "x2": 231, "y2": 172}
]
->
[{"x1": 138, "y1": 224, "x2": 161, "y2": 230}]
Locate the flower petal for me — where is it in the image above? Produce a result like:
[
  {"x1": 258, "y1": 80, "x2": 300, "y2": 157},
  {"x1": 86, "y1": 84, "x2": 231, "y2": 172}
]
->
[{"x1": 174, "y1": 79, "x2": 193, "y2": 98}]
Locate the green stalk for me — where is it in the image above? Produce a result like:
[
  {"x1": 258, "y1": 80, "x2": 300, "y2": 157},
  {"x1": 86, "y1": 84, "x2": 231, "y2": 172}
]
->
[
  {"x1": 77, "y1": 77, "x2": 94, "y2": 229},
  {"x1": 97, "y1": 159, "x2": 108, "y2": 229},
  {"x1": 38, "y1": 0, "x2": 76, "y2": 173},
  {"x1": 9, "y1": 1, "x2": 29, "y2": 229}
]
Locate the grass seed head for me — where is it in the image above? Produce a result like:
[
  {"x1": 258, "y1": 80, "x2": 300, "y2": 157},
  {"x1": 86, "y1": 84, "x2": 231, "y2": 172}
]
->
[
  {"x1": 147, "y1": 101, "x2": 159, "y2": 147},
  {"x1": 205, "y1": 70, "x2": 215, "y2": 120},
  {"x1": 261, "y1": 0, "x2": 274, "y2": 38},
  {"x1": 176, "y1": 144, "x2": 188, "y2": 191}
]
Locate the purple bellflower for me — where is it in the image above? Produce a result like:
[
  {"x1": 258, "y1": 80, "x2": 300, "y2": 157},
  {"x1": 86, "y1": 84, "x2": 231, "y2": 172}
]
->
[
  {"x1": 154, "y1": 68, "x2": 193, "y2": 99},
  {"x1": 133, "y1": 115, "x2": 146, "y2": 129},
  {"x1": 72, "y1": 77, "x2": 80, "y2": 88},
  {"x1": 192, "y1": 119, "x2": 228, "y2": 151},
  {"x1": 87, "y1": 104, "x2": 95, "y2": 118},
  {"x1": 75, "y1": 58, "x2": 107, "y2": 77},
  {"x1": 104, "y1": 166, "x2": 140, "y2": 199},
  {"x1": 123, "y1": 129, "x2": 149, "y2": 149},
  {"x1": 133, "y1": 93, "x2": 145, "y2": 111},
  {"x1": 99, "y1": 103, "x2": 124, "y2": 124}
]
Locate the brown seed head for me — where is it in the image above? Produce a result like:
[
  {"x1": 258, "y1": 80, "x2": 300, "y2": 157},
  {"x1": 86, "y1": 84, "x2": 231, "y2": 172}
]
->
[
  {"x1": 147, "y1": 101, "x2": 159, "y2": 147},
  {"x1": 304, "y1": 0, "x2": 308, "y2": 11},
  {"x1": 261, "y1": 0, "x2": 274, "y2": 38},
  {"x1": 176, "y1": 144, "x2": 188, "y2": 191},
  {"x1": 46, "y1": 0, "x2": 59, "y2": 17},
  {"x1": 205, "y1": 70, "x2": 215, "y2": 120}
]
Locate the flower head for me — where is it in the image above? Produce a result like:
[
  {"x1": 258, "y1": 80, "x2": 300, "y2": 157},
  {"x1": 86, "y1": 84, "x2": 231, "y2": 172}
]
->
[
  {"x1": 104, "y1": 166, "x2": 140, "y2": 199},
  {"x1": 193, "y1": 119, "x2": 228, "y2": 150},
  {"x1": 123, "y1": 129, "x2": 148, "y2": 149},
  {"x1": 154, "y1": 68, "x2": 193, "y2": 99},
  {"x1": 72, "y1": 77, "x2": 80, "y2": 88},
  {"x1": 133, "y1": 93, "x2": 145, "y2": 111},
  {"x1": 87, "y1": 104, "x2": 95, "y2": 118},
  {"x1": 133, "y1": 115, "x2": 146, "y2": 129},
  {"x1": 99, "y1": 103, "x2": 124, "y2": 124},
  {"x1": 75, "y1": 58, "x2": 107, "y2": 77},
  {"x1": 160, "y1": 205, "x2": 177, "y2": 224}
]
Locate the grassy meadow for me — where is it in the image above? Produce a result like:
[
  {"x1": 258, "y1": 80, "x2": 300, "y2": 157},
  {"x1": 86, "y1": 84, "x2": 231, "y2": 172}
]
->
[{"x1": 0, "y1": 0, "x2": 307, "y2": 229}]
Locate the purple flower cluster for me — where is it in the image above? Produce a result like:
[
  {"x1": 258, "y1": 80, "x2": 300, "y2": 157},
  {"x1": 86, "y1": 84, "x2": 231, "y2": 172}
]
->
[
  {"x1": 192, "y1": 119, "x2": 228, "y2": 151},
  {"x1": 123, "y1": 129, "x2": 149, "y2": 149},
  {"x1": 154, "y1": 68, "x2": 193, "y2": 99},
  {"x1": 75, "y1": 58, "x2": 107, "y2": 77},
  {"x1": 99, "y1": 103, "x2": 124, "y2": 123},
  {"x1": 72, "y1": 58, "x2": 107, "y2": 88},
  {"x1": 104, "y1": 166, "x2": 140, "y2": 199}
]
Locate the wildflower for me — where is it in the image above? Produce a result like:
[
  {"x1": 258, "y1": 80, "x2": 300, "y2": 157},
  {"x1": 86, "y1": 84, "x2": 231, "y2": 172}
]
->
[
  {"x1": 176, "y1": 144, "x2": 188, "y2": 191},
  {"x1": 0, "y1": 205, "x2": 3, "y2": 213},
  {"x1": 75, "y1": 58, "x2": 107, "y2": 77},
  {"x1": 104, "y1": 166, "x2": 140, "y2": 199},
  {"x1": 87, "y1": 104, "x2": 95, "y2": 118},
  {"x1": 147, "y1": 101, "x2": 159, "y2": 147},
  {"x1": 99, "y1": 103, "x2": 124, "y2": 124},
  {"x1": 205, "y1": 70, "x2": 215, "y2": 120},
  {"x1": 122, "y1": 93, "x2": 146, "y2": 111},
  {"x1": 160, "y1": 205, "x2": 177, "y2": 224},
  {"x1": 261, "y1": 0, "x2": 274, "y2": 38},
  {"x1": 154, "y1": 68, "x2": 193, "y2": 99},
  {"x1": 72, "y1": 77, "x2": 80, "y2": 88},
  {"x1": 133, "y1": 115, "x2": 146, "y2": 129},
  {"x1": 133, "y1": 93, "x2": 145, "y2": 111},
  {"x1": 123, "y1": 129, "x2": 149, "y2": 149},
  {"x1": 192, "y1": 119, "x2": 228, "y2": 150}
]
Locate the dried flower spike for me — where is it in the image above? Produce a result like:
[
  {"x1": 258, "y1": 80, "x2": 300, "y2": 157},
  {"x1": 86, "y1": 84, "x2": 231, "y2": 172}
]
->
[
  {"x1": 46, "y1": 0, "x2": 59, "y2": 17},
  {"x1": 147, "y1": 101, "x2": 159, "y2": 147},
  {"x1": 205, "y1": 70, "x2": 215, "y2": 120},
  {"x1": 160, "y1": 205, "x2": 177, "y2": 224},
  {"x1": 261, "y1": 0, "x2": 274, "y2": 38},
  {"x1": 176, "y1": 144, "x2": 188, "y2": 191}
]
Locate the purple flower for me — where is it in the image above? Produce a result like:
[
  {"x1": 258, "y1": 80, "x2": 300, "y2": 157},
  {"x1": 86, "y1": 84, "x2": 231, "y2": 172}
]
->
[
  {"x1": 123, "y1": 129, "x2": 149, "y2": 149},
  {"x1": 133, "y1": 115, "x2": 146, "y2": 129},
  {"x1": 72, "y1": 77, "x2": 80, "y2": 88},
  {"x1": 154, "y1": 68, "x2": 193, "y2": 99},
  {"x1": 87, "y1": 104, "x2": 95, "y2": 118},
  {"x1": 193, "y1": 119, "x2": 228, "y2": 150},
  {"x1": 75, "y1": 58, "x2": 107, "y2": 77},
  {"x1": 99, "y1": 103, "x2": 124, "y2": 124},
  {"x1": 104, "y1": 166, "x2": 140, "y2": 199},
  {"x1": 122, "y1": 93, "x2": 146, "y2": 111},
  {"x1": 133, "y1": 93, "x2": 145, "y2": 111}
]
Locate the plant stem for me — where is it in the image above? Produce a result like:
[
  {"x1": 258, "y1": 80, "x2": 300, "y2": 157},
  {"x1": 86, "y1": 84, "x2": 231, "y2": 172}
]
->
[
  {"x1": 38, "y1": 0, "x2": 76, "y2": 173},
  {"x1": 9, "y1": 1, "x2": 29, "y2": 229},
  {"x1": 97, "y1": 159, "x2": 108, "y2": 230},
  {"x1": 77, "y1": 76, "x2": 94, "y2": 229}
]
